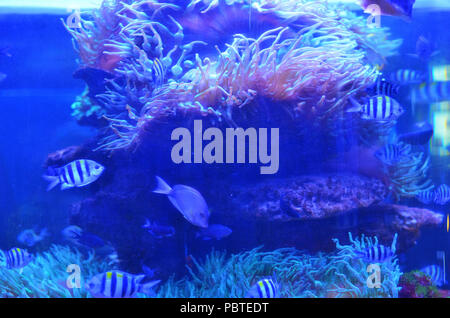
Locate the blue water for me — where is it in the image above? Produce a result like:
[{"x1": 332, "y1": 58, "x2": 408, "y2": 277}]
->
[{"x1": 0, "y1": 0, "x2": 450, "y2": 298}]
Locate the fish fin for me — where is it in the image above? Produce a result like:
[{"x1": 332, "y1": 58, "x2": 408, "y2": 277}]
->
[
  {"x1": 138, "y1": 280, "x2": 161, "y2": 296},
  {"x1": 153, "y1": 176, "x2": 172, "y2": 194},
  {"x1": 135, "y1": 274, "x2": 146, "y2": 285},
  {"x1": 61, "y1": 183, "x2": 74, "y2": 191},
  {"x1": 346, "y1": 97, "x2": 362, "y2": 113},
  {"x1": 43, "y1": 175, "x2": 60, "y2": 191},
  {"x1": 141, "y1": 265, "x2": 155, "y2": 278}
]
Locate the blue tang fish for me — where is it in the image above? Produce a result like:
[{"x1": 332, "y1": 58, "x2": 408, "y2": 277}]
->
[{"x1": 153, "y1": 176, "x2": 210, "y2": 228}]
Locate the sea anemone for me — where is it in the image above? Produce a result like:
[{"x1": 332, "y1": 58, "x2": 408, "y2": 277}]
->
[{"x1": 65, "y1": 0, "x2": 401, "y2": 152}]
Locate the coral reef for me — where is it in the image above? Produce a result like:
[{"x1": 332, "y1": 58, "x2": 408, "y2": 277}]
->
[
  {"x1": 399, "y1": 271, "x2": 443, "y2": 298},
  {"x1": 157, "y1": 233, "x2": 401, "y2": 298},
  {"x1": 54, "y1": 0, "x2": 437, "y2": 285},
  {"x1": 68, "y1": 173, "x2": 442, "y2": 276},
  {"x1": 225, "y1": 174, "x2": 388, "y2": 220},
  {"x1": 0, "y1": 245, "x2": 113, "y2": 298}
]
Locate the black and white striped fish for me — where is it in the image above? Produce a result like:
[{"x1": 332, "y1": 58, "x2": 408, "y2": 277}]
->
[
  {"x1": 390, "y1": 69, "x2": 426, "y2": 85},
  {"x1": 375, "y1": 143, "x2": 409, "y2": 165},
  {"x1": 2, "y1": 247, "x2": 33, "y2": 269},
  {"x1": 347, "y1": 95, "x2": 404, "y2": 121},
  {"x1": 246, "y1": 277, "x2": 280, "y2": 298},
  {"x1": 86, "y1": 270, "x2": 161, "y2": 298},
  {"x1": 43, "y1": 159, "x2": 105, "y2": 191},
  {"x1": 367, "y1": 77, "x2": 400, "y2": 97},
  {"x1": 434, "y1": 184, "x2": 450, "y2": 205},
  {"x1": 152, "y1": 58, "x2": 166, "y2": 87},
  {"x1": 411, "y1": 81, "x2": 450, "y2": 103},
  {"x1": 421, "y1": 265, "x2": 447, "y2": 287},
  {"x1": 416, "y1": 189, "x2": 435, "y2": 204},
  {"x1": 355, "y1": 245, "x2": 394, "y2": 263}
]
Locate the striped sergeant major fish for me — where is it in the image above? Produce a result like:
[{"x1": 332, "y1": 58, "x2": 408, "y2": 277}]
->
[
  {"x1": 375, "y1": 143, "x2": 410, "y2": 165},
  {"x1": 411, "y1": 81, "x2": 450, "y2": 103},
  {"x1": 43, "y1": 159, "x2": 105, "y2": 191},
  {"x1": 246, "y1": 277, "x2": 280, "y2": 298},
  {"x1": 347, "y1": 95, "x2": 404, "y2": 121},
  {"x1": 1, "y1": 247, "x2": 33, "y2": 270},
  {"x1": 416, "y1": 189, "x2": 436, "y2": 204},
  {"x1": 152, "y1": 58, "x2": 166, "y2": 87},
  {"x1": 389, "y1": 69, "x2": 426, "y2": 85},
  {"x1": 421, "y1": 265, "x2": 447, "y2": 287},
  {"x1": 355, "y1": 245, "x2": 395, "y2": 263},
  {"x1": 434, "y1": 184, "x2": 450, "y2": 205},
  {"x1": 86, "y1": 270, "x2": 161, "y2": 298},
  {"x1": 367, "y1": 77, "x2": 400, "y2": 97}
]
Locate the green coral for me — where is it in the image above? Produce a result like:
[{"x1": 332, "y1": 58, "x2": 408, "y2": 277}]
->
[
  {"x1": 0, "y1": 245, "x2": 114, "y2": 298},
  {"x1": 157, "y1": 233, "x2": 401, "y2": 298}
]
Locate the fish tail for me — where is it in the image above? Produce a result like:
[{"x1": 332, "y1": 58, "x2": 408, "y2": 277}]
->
[
  {"x1": 153, "y1": 176, "x2": 172, "y2": 194},
  {"x1": 346, "y1": 97, "x2": 362, "y2": 113},
  {"x1": 138, "y1": 280, "x2": 161, "y2": 297},
  {"x1": 43, "y1": 175, "x2": 60, "y2": 191}
]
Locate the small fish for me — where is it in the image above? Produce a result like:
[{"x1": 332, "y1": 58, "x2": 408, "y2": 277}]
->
[
  {"x1": 434, "y1": 184, "x2": 450, "y2": 205},
  {"x1": 2, "y1": 248, "x2": 33, "y2": 270},
  {"x1": 416, "y1": 189, "x2": 435, "y2": 204},
  {"x1": 0, "y1": 72, "x2": 6, "y2": 82},
  {"x1": 359, "y1": 0, "x2": 416, "y2": 19},
  {"x1": 43, "y1": 159, "x2": 105, "y2": 191},
  {"x1": 412, "y1": 35, "x2": 439, "y2": 61},
  {"x1": 355, "y1": 245, "x2": 395, "y2": 263},
  {"x1": 195, "y1": 224, "x2": 232, "y2": 240},
  {"x1": 152, "y1": 58, "x2": 166, "y2": 87},
  {"x1": 398, "y1": 121, "x2": 433, "y2": 145},
  {"x1": 62, "y1": 225, "x2": 105, "y2": 249},
  {"x1": 246, "y1": 277, "x2": 280, "y2": 298},
  {"x1": 17, "y1": 228, "x2": 49, "y2": 247},
  {"x1": 153, "y1": 176, "x2": 210, "y2": 228},
  {"x1": 367, "y1": 77, "x2": 400, "y2": 97},
  {"x1": 421, "y1": 265, "x2": 447, "y2": 287},
  {"x1": 411, "y1": 81, "x2": 450, "y2": 103},
  {"x1": 142, "y1": 218, "x2": 175, "y2": 239},
  {"x1": 390, "y1": 69, "x2": 425, "y2": 85},
  {"x1": 85, "y1": 271, "x2": 160, "y2": 298},
  {"x1": 347, "y1": 95, "x2": 404, "y2": 121},
  {"x1": 375, "y1": 143, "x2": 409, "y2": 165}
]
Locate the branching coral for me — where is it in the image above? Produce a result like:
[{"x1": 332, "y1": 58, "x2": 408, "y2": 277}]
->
[
  {"x1": 156, "y1": 233, "x2": 401, "y2": 298},
  {"x1": 0, "y1": 245, "x2": 114, "y2": 298}
]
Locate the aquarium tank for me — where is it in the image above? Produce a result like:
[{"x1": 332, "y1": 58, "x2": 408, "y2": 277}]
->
[{"x1": 0, "y1": 0, "x2": 449, "y2": 302}]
